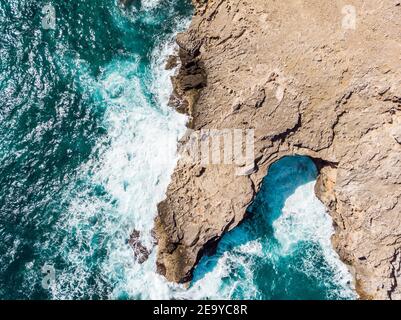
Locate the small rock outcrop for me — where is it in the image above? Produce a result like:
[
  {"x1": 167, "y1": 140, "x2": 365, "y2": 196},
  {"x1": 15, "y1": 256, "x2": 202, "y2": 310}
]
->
[{"x1": 128, "y1": 230, "x2": 150, "y2": 264}]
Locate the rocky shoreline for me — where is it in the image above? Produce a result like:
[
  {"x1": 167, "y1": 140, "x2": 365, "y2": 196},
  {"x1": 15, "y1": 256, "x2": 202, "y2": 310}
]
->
[{"x1": 153, "y1": 0, "x2": 401, "y2": 299}]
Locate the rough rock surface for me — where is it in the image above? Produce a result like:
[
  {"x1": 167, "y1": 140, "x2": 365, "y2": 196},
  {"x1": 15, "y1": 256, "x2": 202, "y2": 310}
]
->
[
  {"x1": 154, "y1": 0, "x2": 401, "y2": 299},
  {"x1": 128, "y1": 230, "x2": 150, "y2": 264}
]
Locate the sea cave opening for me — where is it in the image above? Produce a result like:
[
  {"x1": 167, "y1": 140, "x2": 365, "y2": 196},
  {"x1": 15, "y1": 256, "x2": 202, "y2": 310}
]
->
[{"x1": 189, "y1": 155, "x2": 356, "y2": 300}]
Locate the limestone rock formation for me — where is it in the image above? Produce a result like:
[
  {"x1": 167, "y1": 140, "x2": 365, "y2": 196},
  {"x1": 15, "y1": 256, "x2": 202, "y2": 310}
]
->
[{"x1": 154, "y1": 0, "x2": 401, "y2": 299}]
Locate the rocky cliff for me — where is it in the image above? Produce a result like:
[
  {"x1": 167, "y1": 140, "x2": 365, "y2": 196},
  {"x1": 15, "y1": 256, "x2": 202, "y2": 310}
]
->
[{"x1": 154, "y1": 0, "x2": 401, "y2": 299}]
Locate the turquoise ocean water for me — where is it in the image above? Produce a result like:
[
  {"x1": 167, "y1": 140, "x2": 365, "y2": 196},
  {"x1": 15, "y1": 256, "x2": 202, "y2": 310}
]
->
[{"x1": 0, "y1": 0, "x2": 355, "y2": 299}]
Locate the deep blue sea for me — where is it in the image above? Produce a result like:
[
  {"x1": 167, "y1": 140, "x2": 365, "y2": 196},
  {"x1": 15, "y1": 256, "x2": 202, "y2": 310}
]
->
[{"x1": 0, "y1": 0, "x2": 356, "y2": 299}]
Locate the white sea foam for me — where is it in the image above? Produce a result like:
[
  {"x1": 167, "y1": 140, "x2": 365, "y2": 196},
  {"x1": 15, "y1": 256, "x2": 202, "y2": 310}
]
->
[
  {"x1": 41, "y1": 10, "x2": 190, "y2": 298},
  {"x1": 273, "y1": 181, "x2": 356, "y2": 299},
  {"x1": 141, "y1": 0, "x2": 163, "y2": 11},
  {"x1": 98, "y1": 39, "x2": 189, "y2": 299}
]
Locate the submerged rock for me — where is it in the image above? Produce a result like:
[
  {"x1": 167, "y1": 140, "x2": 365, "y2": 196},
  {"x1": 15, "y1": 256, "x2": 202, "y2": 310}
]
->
[
  {"x1": 165, "y1": 55, "x2": 179, "y2": 70},
  {"x1": 128, "y1": 230, "x2": 150, "y2": 264}
]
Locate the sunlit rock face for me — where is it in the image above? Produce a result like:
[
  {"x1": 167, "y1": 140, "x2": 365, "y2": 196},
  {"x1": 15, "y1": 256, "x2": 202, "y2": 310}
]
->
[{"x1": 155, "y1": 0, "x2": 401, "y2": 299}]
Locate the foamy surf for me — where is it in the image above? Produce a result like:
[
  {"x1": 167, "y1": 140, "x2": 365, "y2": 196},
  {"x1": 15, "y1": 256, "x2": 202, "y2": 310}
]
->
[
  {"x1": 36, "y1": 3, "x2": 193, "y2": 300},
  {"x1": 273, "y1": 180, "x2": 356, "y2": 299}
]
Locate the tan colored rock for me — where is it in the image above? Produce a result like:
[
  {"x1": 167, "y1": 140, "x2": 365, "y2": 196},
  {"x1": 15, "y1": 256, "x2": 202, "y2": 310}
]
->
[{"x1": 154, "y1": 0, "x2": 401, "y2": 299}]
